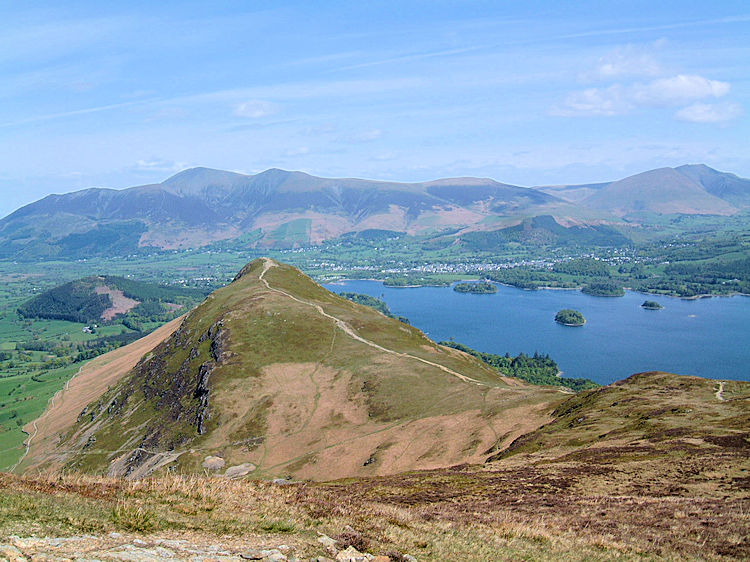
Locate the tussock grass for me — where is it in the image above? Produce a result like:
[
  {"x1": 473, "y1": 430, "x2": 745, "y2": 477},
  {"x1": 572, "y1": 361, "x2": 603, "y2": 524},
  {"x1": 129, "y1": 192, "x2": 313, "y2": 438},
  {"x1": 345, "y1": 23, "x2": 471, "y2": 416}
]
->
[
  {"x1": 1, "y1": 465, "x2": 747, "y2": 560},
  {"x1": 111, "y1": 502, "x2": 157, "y2": 532}
]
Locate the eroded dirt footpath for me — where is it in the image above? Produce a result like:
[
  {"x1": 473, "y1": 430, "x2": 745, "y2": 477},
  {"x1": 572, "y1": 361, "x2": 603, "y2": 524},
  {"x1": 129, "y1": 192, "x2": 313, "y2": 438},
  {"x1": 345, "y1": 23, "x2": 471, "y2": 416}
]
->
[{"x1": 258, "y1": 258, "x2": 485, "y2": 386}]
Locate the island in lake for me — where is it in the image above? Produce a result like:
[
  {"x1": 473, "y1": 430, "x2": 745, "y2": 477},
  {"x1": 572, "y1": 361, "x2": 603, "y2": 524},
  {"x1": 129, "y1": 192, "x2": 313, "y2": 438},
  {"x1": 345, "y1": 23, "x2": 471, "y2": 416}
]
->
[
  {"x1": 555, "y1": 308, "x2": 586, "y2": 326},
  {"x1": 453, "y1": 281, "x2": 498, "y2": 294},
  {"x1": 641, "y1": 300, "x2": 664, "y2": 310}
]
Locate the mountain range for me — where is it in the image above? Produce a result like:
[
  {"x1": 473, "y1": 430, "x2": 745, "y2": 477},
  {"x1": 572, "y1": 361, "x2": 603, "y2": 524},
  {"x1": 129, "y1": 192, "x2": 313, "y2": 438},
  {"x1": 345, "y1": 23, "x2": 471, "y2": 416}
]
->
[{"x1": 1, "y1": 164, "x2": 748, "y2": 257}]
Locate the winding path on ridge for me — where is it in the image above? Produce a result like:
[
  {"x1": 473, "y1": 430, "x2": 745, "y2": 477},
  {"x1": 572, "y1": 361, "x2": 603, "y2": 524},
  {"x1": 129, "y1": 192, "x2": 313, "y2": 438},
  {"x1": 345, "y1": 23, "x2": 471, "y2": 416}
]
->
[
  {"x1": 715, "y1": 381, "x2": 726, "y2": 402},
  {"x1": 258, "y1": 258, "x2": 488, "y2": 387}
]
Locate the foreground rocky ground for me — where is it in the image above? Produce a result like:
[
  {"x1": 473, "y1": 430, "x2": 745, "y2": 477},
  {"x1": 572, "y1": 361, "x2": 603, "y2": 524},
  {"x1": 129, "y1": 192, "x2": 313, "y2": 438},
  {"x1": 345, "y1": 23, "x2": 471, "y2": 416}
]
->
[{"x1": 0, "y1": 531, "x2": 406, "y2": 561}]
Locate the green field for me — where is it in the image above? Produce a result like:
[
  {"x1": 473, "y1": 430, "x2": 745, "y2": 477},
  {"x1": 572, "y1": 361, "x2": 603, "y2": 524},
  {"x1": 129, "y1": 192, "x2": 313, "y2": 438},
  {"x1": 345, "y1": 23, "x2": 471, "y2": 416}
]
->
[{"x1": 0, "y1": 363, "x2": 81, "y2": 469}]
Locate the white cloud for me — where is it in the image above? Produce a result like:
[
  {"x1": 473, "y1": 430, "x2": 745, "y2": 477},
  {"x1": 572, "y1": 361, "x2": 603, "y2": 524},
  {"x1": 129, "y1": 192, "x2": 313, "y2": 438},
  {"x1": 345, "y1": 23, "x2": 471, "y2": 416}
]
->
[
  {"x1": 234, "y1": 100, "x2": 278, "y2": 118},
  {"x1": 552, "y1": 85, "x2": 628, "y2": 116},
  {"x1": 585, "y1": 44, "x2": 663, "y2": 81},
  {"x1": 676, "y1": 102, "x2": 743, "y2": 123},
  {"x1": 370, "y1": 151, "x2": 398, "y2": 162},
  {"x1": 555, "y1": 74, "x2": 732, "y2": 117},
  {"x1": 632, "y1": 75, "x2": 730, "y2": 106}
]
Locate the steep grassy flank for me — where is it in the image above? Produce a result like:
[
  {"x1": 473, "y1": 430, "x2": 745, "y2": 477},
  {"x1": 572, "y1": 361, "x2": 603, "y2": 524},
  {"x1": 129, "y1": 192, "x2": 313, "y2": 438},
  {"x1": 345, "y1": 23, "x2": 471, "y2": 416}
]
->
[
  {"x1": 16, "y1": 318, "x2": 184, "y2": 475},
  {"x1": 29, "y1": 259, "x2": 562, "y2": 481},
  {"x1": 491, "y1": 371, "x2": 750, "y2": 483}
]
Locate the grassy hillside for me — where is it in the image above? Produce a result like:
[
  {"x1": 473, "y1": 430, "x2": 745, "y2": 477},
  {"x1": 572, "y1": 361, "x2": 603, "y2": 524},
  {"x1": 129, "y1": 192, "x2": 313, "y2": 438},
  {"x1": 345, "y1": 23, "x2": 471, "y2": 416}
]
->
[
  {"x1": 23, "y1": 259, "x2": 564, "y2": 480},
  {"x1": 491, "y1": 371, "x2": 750, "y2": 467},
  {"x1": 459, "y1": 215, "x2": 630, "y2": 249}
]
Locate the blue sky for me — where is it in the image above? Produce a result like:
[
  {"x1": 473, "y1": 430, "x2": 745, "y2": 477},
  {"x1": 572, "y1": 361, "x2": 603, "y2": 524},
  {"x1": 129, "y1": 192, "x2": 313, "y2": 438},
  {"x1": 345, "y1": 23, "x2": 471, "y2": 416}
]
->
[{"x1": 1, "y1": 1, "x2": 749, "y2": 216}]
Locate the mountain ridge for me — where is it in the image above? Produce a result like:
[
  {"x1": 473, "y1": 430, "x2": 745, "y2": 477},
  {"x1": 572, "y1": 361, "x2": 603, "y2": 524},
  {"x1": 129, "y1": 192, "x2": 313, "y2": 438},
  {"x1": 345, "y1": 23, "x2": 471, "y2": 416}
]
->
[
  {"x1": 20, "y1": 258, "x2": 562, "y2": 480},
  {"x1": 1, "y1": 164, "x2": 748, "y2": 257}
]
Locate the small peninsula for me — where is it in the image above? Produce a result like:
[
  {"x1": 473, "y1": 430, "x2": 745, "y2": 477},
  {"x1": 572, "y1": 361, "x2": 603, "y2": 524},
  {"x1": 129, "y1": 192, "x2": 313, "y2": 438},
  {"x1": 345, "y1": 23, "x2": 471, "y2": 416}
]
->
[
  {"x1": 453, "y1": 281, "x2": 498, "y2": 294},
  {"x1": 555, "y1": 309, "x2": 586, "y2": 326},
  {"x1": 641, "y1": 300, "x2": 664, "y2": 310},
  {"x1": 581, "y1": 281, "x2": 625, "y2": 297}
]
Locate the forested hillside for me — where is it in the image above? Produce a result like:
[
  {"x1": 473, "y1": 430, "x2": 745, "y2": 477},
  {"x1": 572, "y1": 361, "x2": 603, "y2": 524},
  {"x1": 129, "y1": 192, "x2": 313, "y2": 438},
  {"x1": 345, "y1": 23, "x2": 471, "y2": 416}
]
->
[{"x1": 18, "y1": 276, "x2": 205, "y2": 324}]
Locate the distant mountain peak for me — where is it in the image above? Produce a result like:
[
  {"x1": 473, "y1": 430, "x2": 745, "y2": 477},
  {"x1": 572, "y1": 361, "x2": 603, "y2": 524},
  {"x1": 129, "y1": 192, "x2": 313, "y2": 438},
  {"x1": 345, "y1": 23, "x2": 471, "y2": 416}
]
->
[
  {"x1": 675, "y1": 163, "x2": 750, "y2": 206},
  {"x1": 252, "y1": 167, "x2": 312, "y2": 182},
  {"x1": 676, "y1": 163, "x2": 719, "y2": 173},
  {"x1": 163, "y1": 166, "x2": 243, "y2": 182},
  {"x1": 582, "y1": 165, "x2": 738, "y2": 216}
]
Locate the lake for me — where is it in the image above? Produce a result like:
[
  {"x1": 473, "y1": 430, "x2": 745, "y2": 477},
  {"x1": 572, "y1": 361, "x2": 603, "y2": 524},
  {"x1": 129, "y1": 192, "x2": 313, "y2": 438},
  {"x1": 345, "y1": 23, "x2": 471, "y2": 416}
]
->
[{"x1": 324, "y1": 280, "x2": 750, "y2": 385}]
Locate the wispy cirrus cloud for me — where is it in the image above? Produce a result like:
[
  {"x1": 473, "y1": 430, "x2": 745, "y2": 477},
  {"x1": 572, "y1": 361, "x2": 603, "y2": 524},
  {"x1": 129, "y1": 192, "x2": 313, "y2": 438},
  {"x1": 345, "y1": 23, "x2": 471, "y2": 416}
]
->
[
  {"x1": 0, "y1": 16, "x2": 135, "y2": 65},
  {"x1": 234, "y1": 99, "x2": 278, "y2": 118},
  {"x1": 554, "y1": 14, "x2": 750, "y2": 41},
  {"x1": 331, "y1": 45, "x2": 483, "y2": 72},
  {"x1": 0, "y1": 76, "x2": 421, "y2": 129},
  {"x1": 0, "y1": 97, "x2": 159, "y2": 128}
]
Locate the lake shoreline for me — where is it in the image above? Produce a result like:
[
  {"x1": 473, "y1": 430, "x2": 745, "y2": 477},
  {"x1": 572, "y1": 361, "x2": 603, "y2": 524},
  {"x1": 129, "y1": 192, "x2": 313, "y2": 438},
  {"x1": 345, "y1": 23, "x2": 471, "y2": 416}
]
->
[
  {"x1": 322, "y1": 277, "x2": 750, "y2": 300},
  {"x1": 555, "y1": 320, "x2": 586, "y2": 327}
]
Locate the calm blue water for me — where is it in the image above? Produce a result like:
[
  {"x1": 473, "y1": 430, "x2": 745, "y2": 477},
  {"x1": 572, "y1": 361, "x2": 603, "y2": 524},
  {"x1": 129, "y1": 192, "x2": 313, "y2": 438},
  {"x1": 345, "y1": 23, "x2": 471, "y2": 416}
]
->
[{"x1": 324, "y1": 281, "x2": 750, "y2": 384}]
